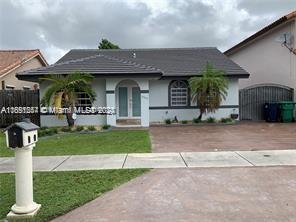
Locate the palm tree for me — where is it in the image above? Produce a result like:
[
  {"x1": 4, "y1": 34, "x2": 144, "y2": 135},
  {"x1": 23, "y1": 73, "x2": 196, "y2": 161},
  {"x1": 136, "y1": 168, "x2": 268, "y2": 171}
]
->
[
  {"x1": 189, "y1": 63, "x2": 228, "y2": 120},
  {"x1": 40, "y1": 72, "x2": 96, "y2": 127}
]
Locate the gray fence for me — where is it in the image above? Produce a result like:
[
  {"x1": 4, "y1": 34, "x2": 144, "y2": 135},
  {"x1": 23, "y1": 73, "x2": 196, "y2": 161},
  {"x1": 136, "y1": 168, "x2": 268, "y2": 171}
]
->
[
  {"x1": 0, "y1": 90, "x2": 40, "y2": 127},
  {"x1": 239, "y1": 84, "x2": 294, "y2": 121}
]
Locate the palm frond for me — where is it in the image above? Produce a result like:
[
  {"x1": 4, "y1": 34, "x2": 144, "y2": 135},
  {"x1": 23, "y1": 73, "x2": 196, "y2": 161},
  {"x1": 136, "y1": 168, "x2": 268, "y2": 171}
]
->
[
  {"x1": 189, "y1": 63, "x2": 228, "y2": 117},
  {"x1": 41, "y1": 71, "x2": 96, "y2": 126},
  {"x1": 41, "y1": 84, "x2": 63, "y2": 106},
  {"x1": 53, "y1": 91, "x2": 64, "y2": 119}
]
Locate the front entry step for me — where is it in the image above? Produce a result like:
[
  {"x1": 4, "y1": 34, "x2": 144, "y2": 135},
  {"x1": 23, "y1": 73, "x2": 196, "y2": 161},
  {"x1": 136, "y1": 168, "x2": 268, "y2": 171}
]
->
[{"x1": 117, "y1": 119, "x2": 141, "y2": 125}]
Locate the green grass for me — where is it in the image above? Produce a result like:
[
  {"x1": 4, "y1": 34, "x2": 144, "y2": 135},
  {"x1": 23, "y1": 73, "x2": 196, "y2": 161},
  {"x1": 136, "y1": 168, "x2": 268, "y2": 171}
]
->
[
  {"x1": 0, "y1": 130, "x2": 151, "y2": 157},
  {"x1": 0, "y1": 169, "x2": 148, "y2": 221}
]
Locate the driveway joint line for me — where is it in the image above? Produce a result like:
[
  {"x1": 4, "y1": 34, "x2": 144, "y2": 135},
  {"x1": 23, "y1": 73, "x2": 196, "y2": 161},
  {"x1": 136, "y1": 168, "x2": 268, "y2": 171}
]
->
[
  {"x1": 179, "y1": 153, "x2": 188, "y2": 167},
  {"x1": 234, "y1": 151, "x2": 255, "y2": 166},
  {"x1": 51, "y1": 155, "x2": 72, "y2": 171},
  {"x1": 121, "y1": 153, "x2": 128, "y2": 168}
]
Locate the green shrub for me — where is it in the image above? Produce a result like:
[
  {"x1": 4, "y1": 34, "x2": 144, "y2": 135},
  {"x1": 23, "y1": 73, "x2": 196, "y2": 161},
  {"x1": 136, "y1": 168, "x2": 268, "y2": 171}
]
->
[
  {"x1": 206, "y1": 117, "x2": 216, "y2": 123},
  {"x1": 165, "y1": 119, "x2": 171, "y2": 124},
  {"x1": 38, "y1": 128, "x2": 58, "y2": 137},
  {"x1": 220, "y1": 118, "x2": 233, "y2": 123},
  {"x1": 181, "y1": 120, "x2": 188, "y2": 124},
  {"x1": 76, "y1": 126, "x2": 84, "y2": 131},
  {"x1": 51, "y1": 127, "x2": 59, "y2": 134},
  {"x1": 102, "y1": 124, "x2": 111, "y2": 130},
  {"x1": 40, "y1": 126, "x2": 48, "y2": 130},
  {"x1": 220, "y1": 118, "x2": 227, "y2": 123},
  {"x1": 193, "y1": 118, "x2": 201, "y2": 124},
  {"x1": 48, "y1": 129, "x2": 55, "y2": 136},
  {"x1": 61, "y1": 126, "x2": 72, "y2": 132},
  {"x1": 38, "y1": 130, "x2": 46, "y2": 137},
  {"x1": 87, "y1": 125, "x2": 96, "y2": 131}
]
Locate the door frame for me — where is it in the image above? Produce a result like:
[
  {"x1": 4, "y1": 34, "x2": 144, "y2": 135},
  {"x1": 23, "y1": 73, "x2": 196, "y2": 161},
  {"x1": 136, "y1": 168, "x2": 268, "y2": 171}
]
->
[{"x1": 116, "y1": 84, "x2": 141, "y2": 119}]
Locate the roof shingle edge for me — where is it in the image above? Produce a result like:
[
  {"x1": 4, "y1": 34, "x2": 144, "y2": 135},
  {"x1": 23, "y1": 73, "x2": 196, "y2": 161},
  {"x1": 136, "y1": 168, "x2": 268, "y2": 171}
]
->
[{"x1": 17, "y1": 53, "x2": 163, "y2": 76}]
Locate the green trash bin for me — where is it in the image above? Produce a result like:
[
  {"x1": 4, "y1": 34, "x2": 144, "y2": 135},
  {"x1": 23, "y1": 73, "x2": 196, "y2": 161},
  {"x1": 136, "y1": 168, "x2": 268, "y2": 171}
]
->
[{"x1": 278, "y1": 101, "x2": 295, "y2": 122}]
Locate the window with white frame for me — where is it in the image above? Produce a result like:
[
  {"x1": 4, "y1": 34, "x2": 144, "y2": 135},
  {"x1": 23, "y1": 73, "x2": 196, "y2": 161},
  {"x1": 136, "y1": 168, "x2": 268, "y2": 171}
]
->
[
  {"x1": 170, "y1": 80, "x2": 188, "y2": 106},
  {"x1": 75, "y1": 92, "x2": 92, "y2": 109}
]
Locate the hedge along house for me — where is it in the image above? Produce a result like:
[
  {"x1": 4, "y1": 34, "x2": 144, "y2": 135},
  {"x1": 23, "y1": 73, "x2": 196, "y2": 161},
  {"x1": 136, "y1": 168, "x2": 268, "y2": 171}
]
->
[{"x1": 17, "y1": 48, "x2": 249, "y2": 127}]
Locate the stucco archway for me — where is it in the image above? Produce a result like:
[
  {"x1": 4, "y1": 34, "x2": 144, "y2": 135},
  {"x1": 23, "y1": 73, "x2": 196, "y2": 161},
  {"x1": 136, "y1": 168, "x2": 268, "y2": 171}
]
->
[
  {"x1": 115, "y1": 80, "x2": 141, "y2": 125},
  {"x1": 106, "y1": 78, "x2": 150, "y2": 127}
]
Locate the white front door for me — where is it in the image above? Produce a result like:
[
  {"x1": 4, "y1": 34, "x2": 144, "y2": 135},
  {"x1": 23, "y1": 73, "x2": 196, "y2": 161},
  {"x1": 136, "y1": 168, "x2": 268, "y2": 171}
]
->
[{"x1": 118, "y1": 86, "x2": 141, "y2": 118}]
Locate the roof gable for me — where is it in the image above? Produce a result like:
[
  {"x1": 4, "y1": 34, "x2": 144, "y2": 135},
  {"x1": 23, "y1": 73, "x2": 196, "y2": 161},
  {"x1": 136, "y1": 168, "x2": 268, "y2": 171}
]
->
[
  {"x1": 225, "y1": 10, "x2": 296, "y2": 56},
  {"x1": 0, "y1": 49, "x2": 48, "y2": 77}
]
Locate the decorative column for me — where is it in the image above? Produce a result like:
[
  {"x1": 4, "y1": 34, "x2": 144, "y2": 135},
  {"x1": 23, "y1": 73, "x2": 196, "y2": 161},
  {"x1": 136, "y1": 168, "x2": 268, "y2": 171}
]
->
[
  {"x1": 8, "y1": 145, "x2": 41, "y2": 218},
  {"x1": 106, "y1": 79, "x2": 117, "y2": 126},
  {"x1": 141, "y1": 90, "x2": 150, "y2": 127},
  {"x1": 106, "y1": 91, "x2": 116, "y2": 126},
  {"x1": 138, "y1": 79, "x2": 150, "y2": 127}
]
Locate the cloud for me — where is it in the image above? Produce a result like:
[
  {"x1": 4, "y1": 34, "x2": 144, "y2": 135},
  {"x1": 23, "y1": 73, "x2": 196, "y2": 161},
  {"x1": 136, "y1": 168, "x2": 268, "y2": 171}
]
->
[
  {"x1": 0, "y1": 0, "x2": 295, "y2": 64},
  {"x1": 237, "y1": 0, "x2": 296, "y2": 16}
]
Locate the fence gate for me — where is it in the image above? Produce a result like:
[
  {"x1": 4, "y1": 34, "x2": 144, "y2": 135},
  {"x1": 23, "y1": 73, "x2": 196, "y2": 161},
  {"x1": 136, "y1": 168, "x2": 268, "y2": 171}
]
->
[
  {"x1": 0, "y1": 90, "x2": 40, "y2": 127},
  {"x1": 239, "y1": 84, "x2": 294, "y2": 121}
]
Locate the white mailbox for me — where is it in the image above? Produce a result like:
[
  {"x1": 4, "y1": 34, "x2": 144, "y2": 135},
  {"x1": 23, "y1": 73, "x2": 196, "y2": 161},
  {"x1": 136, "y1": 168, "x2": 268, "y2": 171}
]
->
[
  {"x1": 5, "y1": 118, "x2": 39, "y2": 149},
  {"x1": 4, "y1": 118, "x2": 41, "y2": 219}
]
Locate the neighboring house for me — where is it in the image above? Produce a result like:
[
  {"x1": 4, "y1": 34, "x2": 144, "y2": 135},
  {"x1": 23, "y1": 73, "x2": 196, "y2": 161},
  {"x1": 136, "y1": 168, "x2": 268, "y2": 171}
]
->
[
  {"x1": 0, "y1": 50, "x2": 48, "y2": 90},
  {"x1": 225, "y1": 11, "x2": 296, "y2": 120},
  {"x1": 17, "y1": 48, "x2": 249, "y2": 127}
]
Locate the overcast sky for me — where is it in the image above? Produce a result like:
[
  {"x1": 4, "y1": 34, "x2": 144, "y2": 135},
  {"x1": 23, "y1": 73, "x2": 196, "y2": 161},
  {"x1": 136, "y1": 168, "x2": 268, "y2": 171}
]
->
[{"x1": 0, "y1": 0, "x2": 296, "y2": 64}]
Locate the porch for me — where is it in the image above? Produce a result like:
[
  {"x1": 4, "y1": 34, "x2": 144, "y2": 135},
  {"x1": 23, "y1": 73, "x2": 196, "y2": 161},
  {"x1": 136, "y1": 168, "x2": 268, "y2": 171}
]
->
[{"x1": 105, "y1": 78, "x2": 150, "y2": 127}]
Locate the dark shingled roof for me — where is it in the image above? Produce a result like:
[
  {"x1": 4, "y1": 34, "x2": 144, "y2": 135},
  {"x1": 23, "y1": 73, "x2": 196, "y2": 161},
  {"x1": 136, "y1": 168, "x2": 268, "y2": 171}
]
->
[
  {"x1": 4, "y1": 118, "x2": 39, "y2": 132},
  {"x1": 18, "y1": 54, "x2": 162, "y2": 77},
  {"x1": 17, "y1": 47, "x2": 249, "y2": 79}
]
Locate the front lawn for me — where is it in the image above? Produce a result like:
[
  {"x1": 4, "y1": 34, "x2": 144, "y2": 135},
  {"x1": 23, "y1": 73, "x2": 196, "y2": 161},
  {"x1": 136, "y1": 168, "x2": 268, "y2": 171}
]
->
[
  {"x1": 0, "y1": 130, "x2": 151, "y2": 157},
  {"x1": 0, "y1": 169, "x2": 147, "y2": 221}
]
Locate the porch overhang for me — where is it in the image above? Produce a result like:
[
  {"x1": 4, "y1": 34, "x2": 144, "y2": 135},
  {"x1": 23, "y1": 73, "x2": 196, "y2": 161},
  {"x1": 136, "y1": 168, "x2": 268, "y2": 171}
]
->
[{"x1": 16, "y1": 72, "x2": 163, "y2": 82}]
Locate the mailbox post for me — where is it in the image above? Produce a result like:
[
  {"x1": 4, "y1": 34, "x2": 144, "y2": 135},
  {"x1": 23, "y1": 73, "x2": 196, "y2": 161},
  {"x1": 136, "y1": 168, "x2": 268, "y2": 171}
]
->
[{"x1": 4, "y1": 118, "x2": 41, "y2": 219}]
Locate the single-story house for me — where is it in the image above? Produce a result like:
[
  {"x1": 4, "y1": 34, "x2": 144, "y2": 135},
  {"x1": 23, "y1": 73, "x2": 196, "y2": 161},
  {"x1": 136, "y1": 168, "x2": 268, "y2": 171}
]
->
[
  {"x1": 0, "y1": 49, "x2": 48, "y2": 90},
  {"x1": 225, "y1": 11, "x2": 296, "y2": 120},
  {"x1": 17, "y1": 47, "x2": 249, "y2": 127}
]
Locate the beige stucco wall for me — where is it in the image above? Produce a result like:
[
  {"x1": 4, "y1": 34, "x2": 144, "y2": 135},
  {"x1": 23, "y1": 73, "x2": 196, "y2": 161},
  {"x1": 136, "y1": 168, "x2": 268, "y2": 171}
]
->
[
  {"x1": 228, "y1": 19, "x2": 296, "y2": 91},
  {"x1": 0, "y1": 57, "x2": 44, "y2": 90}
]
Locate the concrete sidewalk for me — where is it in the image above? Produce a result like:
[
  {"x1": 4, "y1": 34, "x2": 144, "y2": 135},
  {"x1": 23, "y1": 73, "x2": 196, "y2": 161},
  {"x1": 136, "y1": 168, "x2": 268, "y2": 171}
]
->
[{"x1": 1, "y1": 149, "x2": 296, "y2": 173}]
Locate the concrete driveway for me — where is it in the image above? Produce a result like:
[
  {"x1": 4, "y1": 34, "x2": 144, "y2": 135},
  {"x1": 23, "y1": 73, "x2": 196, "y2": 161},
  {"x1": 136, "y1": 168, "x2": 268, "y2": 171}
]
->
[
  {"x1": 150, "y1": 122, "x2": 296, "y2": 152},
  {"x1": 52, "y1": 167, "x2": 296, "y2": 222}
]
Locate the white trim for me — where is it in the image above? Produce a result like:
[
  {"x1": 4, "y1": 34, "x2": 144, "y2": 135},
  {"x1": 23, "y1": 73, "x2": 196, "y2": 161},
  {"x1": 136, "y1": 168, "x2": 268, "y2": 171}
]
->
[
  {"x1": 23, "y1": 86, "x2": 31, "y2": 90},
  {"x1": 6, "y1": 84, "x2": 15, "y2": 90},
  {"x1": 115, "y1": 125, "x2": 143, "y2": 128},
  {"x1": 0, "y1": 64, "x2": 22, "y2": 79},
  {"x1": 170, "y1": 80, "x2": 188, "y2": 107}
]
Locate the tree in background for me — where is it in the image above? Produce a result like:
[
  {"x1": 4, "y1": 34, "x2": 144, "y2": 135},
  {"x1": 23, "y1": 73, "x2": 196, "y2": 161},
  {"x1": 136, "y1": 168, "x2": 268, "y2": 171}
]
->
[
  {"x1": 189, "y1": 63, "x2": 228, "y2": 120},
  {"x1": 98, "y1": 38, "x2": 120, "y2": 49},
  {"x1": 40, "y1": 72, "x2": 96, "y2": 127}
]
